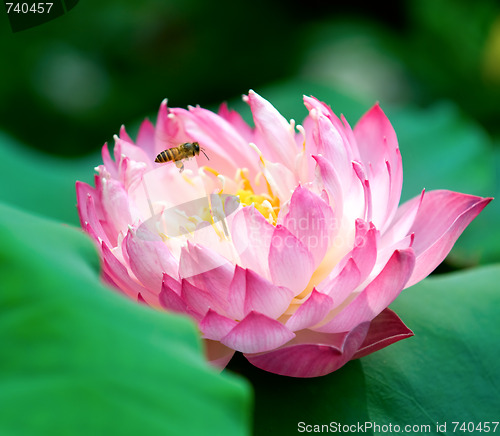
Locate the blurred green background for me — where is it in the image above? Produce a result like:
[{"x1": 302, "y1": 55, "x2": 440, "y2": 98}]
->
[{"x1": 1, "y1": 0, "x2": 499, "y2": 155}]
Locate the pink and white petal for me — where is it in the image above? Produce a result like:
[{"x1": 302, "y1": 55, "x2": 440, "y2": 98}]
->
[
  {"x1": 178, "y1": 242, "x2": 233, "y2": 302},
  {"x1": 317, "y1": 257, "x2": 361, "y2": 305},
  {"x1": 204, "y1": 339, "x2": 235, "y2": 370},
  {"x1": 218, "y1": 102, "x2": 254, "y2": 144},
  {"x1": 353, "y1": 104, "x2": 403, "y2": 226},
  {"x1": 245, "y1": 323, "x2": 369, "y2": 377},
  {"x1": 125, "y1": 227, "x2": 178, "y2": 294},
  {"x1": 101, "y1": 143, "x2": 118, "y2": 178},
  {"x1": 312, "y1": 155, "x2": 343, "y2": 225},
  {"x1": 261, "y1": 160, "x2": 298, "y2": 205},
  {"x1": 226, "y1": 264, "x2": 247, "y2": 320},
  {"x1": 180, "y1": 278, "x2": 225, "y2": 316},
  {"x1": 315, "y1": 248, "x2": 415, "y2": 333},
  {"x1": 159, "y1": 282, "x2": 190, "y2": 316},
  {"x1": 82, "y1": 192, "x2": 112, "y2": 248},
  {"x1": 154, "y1": 99, "x2": 184, "y2": 154},
  {"x1": 231, "y1": 205, "x2": 274, "y2": 280},
  {"x1": 113, "y1": 136, "x2": 152, "y2": 169},
  {"x1": 269, "y1": 225, "x2": 315, "y2": 296},
  {"x1": 243, "y1": 268, "x2": 294, "y2": 319},
  {"x1": 101, "y1": 241, "x2": 159, "y2": 306},
  {"x1": 221, "y1": 311, "x2": 295, "y2": 354},
  {"x1": 119, "y1": 125, "x2": 133, "y2": 143},
  {"x1": 161, "y1": 272, "x2": 181, "y2": 295},
  {"x1": 381, "y1": 189, "x2": 424, "y2": 248},
  {"x1": 405, "y1": 190, "x2": 492, "y2": 288},
  {"x1": 350, "y1": 219, "x2": 378, "y2": 280},
  {"x1": 76, "y1": 181, "x2": 98, "y2": 226},
  {"x1": 245, "y1": 90, "x2": 297, "y2": 169},
  {"x1": 283, "y1": 186, "x2": 336, "y2": 267},
  {"x1": 369, "y1": 233, "x2": 414, "y2": 283},
  {"x1": 187, "y1": 105, "x2": 260, "y2": 175},
  {"x1": 285, "y1": 289, "x2": 334, "y2": 332},
  {"x1": 227, "y1": 266, "x2": 293, "y2": 320},
  {"x1": 136, "y1": 118, "x2": 156, "y2": 159},
  {"x1": 352, "y1": 161, "x2": 373, "y2": 223},
  {"x1": 169, "y1": 107, "x2": 241, "y2": 176},
  {"x1": 353, "y1": 308, "x2": 413, "y2": 359},
  {"x1": 200, "y1": 309, "x2": 238, "y2": 341},
  {"x1": 100, "y1": 178, "x2": 135, "y2": 240},
  {"x1": 303, "y1": 95, "x2": 358, "y2": 160},
  {"x1": 316, "y1": 114, "x2": 353, "y2": 185},
  {"x1": 317, "y1": 219, "x2": 375, "y2": 301}
]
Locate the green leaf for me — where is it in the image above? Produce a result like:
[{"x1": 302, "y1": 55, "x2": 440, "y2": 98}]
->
[
  {"x1": 227, "y1": 265, "x2": 500, "y2": 435},
  {"x1": 0, "y1": 132, "x2": 98, "y2": 226},
  {"x1": 0, "y1": 202, "x2": 251, "y2": 436}
]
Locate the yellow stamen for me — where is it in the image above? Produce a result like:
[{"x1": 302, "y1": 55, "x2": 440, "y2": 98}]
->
[
  {"x1": 236, "y1": 168, "x2": 253, "y2": 191},
  {"x1": 237, "y1": 189, "x2": 278, "y2": 225}
]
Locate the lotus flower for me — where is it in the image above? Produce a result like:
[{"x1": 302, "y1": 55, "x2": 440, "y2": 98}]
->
[{"x1": 76, "y1": 91, "x2": 491, "y2": 377}]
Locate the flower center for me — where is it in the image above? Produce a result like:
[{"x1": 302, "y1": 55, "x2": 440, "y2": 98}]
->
[
  {"x1": 236, "y1": 189, "x2": 278, "y2": 225},
  {"x1": 235, "y1": 168, "x2": 280, "y2": 225}
]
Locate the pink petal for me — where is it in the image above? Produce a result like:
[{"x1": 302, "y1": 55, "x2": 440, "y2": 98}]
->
[
  {"x1": 154, "y1": 99, "x2": 183, "y2": 153},
  {"x1": 113, "y1": 136, "x2": 151, "y2": 168},
  {"x1": 218, "y1": 102, "x2": 254, "y2": 144},
  {"x1": 100, "y1": 178, "x2": 134, "y2": 239},
  {"x1": 353, "y1": 308, "x2": 413, "y2": 359},
  {"x1": 82, "y1": 191, "x2": 112, "y2": 248},
  {"x1": 125, "y1": 227, "x2": 178, "y2": 294},
  {"x1": 269, "y1": 225, "x2": 315, "y2": 296},
  {"x1": 159, "y1": 281, "x2": 190, "y2": 316},
  {"x1": 245, "y1": 323, "x2": 369, "y2": 377},
  {"x1": 119, "y1": 125, "x2": 133, "y2": 143},
  {"x1": 315, "y1": 248, "x2": 415, "y2": 333},
  {"x1": 285, "y1": 289, "x2": 334, "y2": 331},
  {"x1": 221, "y1": 312, "x2": 295, "y2": 354},
  {"x1": 303, "y1": 95, "x2": 357, "y2": 161},
  {"x1": 204, "y1": 339, "x2": 235, "y2": 370},
  {"x1": 136, "y1": 118, "x2": 156, "y2": 159},
  {"x1": 318, "y1": 257, "x2": 361, "y2": 304},
  {"x1": 245, "y1": 90, "x2": 297, "y2": 169},
  {"x1": 316, "y1": 114, "x2": 352, "y2": 185},
  {"x1": 353, "y1": 161, "x2": 373, "y2": 223},
  {"x1": 317, "y1": 219, "x2": 376, "y2": 304},
  {"x1": 231, "y1": 205, "x2": 274, "y2": 280},
  {"x1": 404, "y1": 190, "x2": 492, "y2": 288},
  {"x1": 101, "y1": 241, "x2": 159, "y2": 306},
  {"x1": 312, "y1": 155, "x2": 343, "y2": 224},
  {"x1": 181, "y1": 278, "x2": 226, "y2": 317},
  {"x1": 101, "y1": 143, "x2": 118, "y2": 178},
  {"x1": 381, "y1": 189, "x2": 424, "y2": 248},
  {"x1": 283, "y1": 186, "x2": 336, "y2": 267},
  {"x1": 353, "y1": 104, "x2": 403, "y2": 228},
  {"x1": 186, "y1": 105, "x2": 259, "y2": 174},
  {"x1": 200, "y1": 309, "x2": 238, "y2": 341},
  {"x1": 178, "y1": 242, "x2": 234, "y2": 299},
  {"x1": 261, "y1": 160, "x2": 298, "y2": 205},
  {"x1": 227, "y1": 266, "x2": 294, "y2": 320},
  {"x1": 76, "y1": 181, "x2": 101, "y2": 231},
  {"x1": 350, "y1": 219, "x2": 378, "y2": 280}
]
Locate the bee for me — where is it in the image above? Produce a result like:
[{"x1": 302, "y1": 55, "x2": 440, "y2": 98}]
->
[{"x1": 155, "y1": 142, "x2": 209, "y2": 172}]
